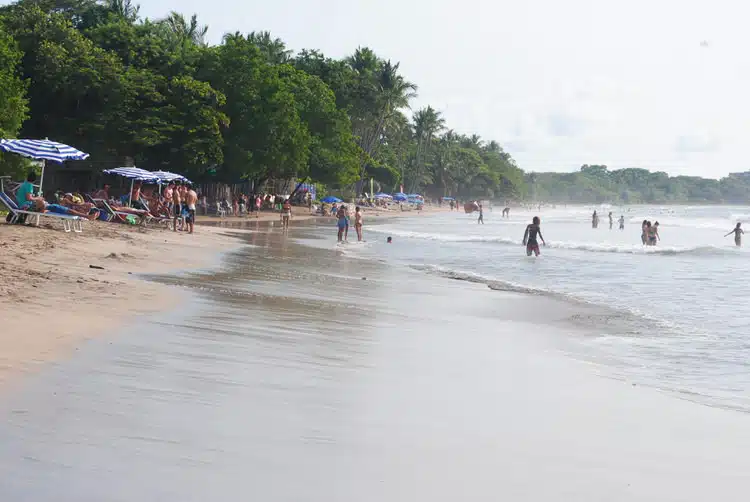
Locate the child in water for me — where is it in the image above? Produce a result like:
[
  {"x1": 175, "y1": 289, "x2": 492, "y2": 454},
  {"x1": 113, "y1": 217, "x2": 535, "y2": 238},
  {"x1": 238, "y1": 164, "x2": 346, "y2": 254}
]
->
[
  {"x1": 522, "y1": 216, "x2": 546, "y2": 256},
  {"x1": 725, "y1": 222, "x2": 744, "y2": 247}
]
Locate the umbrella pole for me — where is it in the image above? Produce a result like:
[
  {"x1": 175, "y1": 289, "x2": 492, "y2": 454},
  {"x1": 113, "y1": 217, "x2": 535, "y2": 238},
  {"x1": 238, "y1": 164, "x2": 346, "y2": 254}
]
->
[
  {"x1": 38, "y1": 159, "x2": 46, "y2": 197},
  {"x1": 129, "y1": 179, "x2": 133, "y2": 207}
]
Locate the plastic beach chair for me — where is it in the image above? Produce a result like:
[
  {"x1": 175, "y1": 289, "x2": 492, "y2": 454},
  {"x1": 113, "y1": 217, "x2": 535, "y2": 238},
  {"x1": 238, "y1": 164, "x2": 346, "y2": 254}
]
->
[{"x1": 0, "y1": 190, "x2": 83, "y2": 233}]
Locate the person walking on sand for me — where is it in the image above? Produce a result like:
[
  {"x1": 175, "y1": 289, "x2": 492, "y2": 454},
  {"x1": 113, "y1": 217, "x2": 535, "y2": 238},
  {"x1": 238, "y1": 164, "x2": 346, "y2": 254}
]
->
[
  {"x1": 609, "y1": 212, "x2": 613, "y2": 229},
  {"x1": 477, "y1": 204, "x2": 484, "y2": 224},
  {"x1": 185, "y1": 185, "x2": 198, "y2": 234},
  {"x1": 726, "y1": 222, "x2": 744, "y2": 247},
  {"x1": 354, "y1": 206, "x2": 364, "y2": 241},
  {"x1": 336, "y1": 205, "x2": 347, "y2": 242},
  {"x1": 618, "y1": 215, "x2": 625, "y2": 230},
  {"x1": 522, "y1": 216, "x2": 546, "y2": 256},
  {"x1": 282, "y1": 198, "x2": 292, "y2": 230}
]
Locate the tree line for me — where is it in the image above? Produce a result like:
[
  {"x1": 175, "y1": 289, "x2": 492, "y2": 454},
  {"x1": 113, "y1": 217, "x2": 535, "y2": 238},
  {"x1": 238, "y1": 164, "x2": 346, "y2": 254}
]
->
[
  {"x1": 528, "y1": 165, "x2": 750, "y2": 204},
  {"x1": 0, "y1": 0, "x2": 525, "y2": 199}
]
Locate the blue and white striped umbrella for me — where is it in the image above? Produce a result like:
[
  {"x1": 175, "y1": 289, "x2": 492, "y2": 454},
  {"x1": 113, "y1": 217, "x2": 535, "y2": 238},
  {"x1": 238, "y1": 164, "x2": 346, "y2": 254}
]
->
[
  {"x1": 151, "y1": 170, "x2": 191, "y2": 184},
  {"x1": 0, "y1": 139, "x2": 89, "y2": 164},
  {"x1": 103, "y1": 167, "x2": 161, "y2": 183}
]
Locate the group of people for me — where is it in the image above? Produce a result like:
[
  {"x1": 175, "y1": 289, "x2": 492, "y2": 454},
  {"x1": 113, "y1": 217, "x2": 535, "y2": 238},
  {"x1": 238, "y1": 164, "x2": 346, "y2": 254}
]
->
[
  {"x1": 592, "y1": 211, "x2": 626, "y2": 230},
  {"x1": 333, "y1": 204, "x2": 364, "y2": 242}
]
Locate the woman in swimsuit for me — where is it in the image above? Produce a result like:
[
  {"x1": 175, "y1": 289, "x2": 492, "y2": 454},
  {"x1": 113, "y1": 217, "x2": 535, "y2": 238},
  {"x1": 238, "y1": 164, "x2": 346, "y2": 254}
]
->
[
  {"x1": 354, "y1": 206, "x2": 363, "y2": 241},
  {"x1": 522, "y1": 216, "x2": 546, "y2": 256},
  {"x1": 725, "y1": 222, "x2": 744, "y2": 247},
  {"x1": 641, "y1": 220, "x2": 648, "y2": 245}
]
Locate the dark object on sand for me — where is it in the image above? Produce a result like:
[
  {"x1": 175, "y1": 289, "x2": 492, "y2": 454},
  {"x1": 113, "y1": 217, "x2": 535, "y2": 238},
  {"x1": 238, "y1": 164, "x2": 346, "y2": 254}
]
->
[
  {"x1": 387, "y1": 236, "x2": 392, "y2": 243},
  {"x1": 89, "y1": 265, "x2": 104, "y2": 270}
]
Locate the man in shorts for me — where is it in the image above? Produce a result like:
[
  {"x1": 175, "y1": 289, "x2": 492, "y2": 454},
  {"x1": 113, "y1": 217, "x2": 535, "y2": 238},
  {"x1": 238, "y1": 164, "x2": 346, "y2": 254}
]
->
[{"x1": 185, "y1": 184, "x2": 197, "y2": 234}]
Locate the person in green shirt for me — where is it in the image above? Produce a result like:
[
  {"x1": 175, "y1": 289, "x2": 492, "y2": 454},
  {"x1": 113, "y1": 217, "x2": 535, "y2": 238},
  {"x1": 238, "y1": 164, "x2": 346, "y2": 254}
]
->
[{"x1": 16, "y1": 171, "x2": 43, "y2": 210}]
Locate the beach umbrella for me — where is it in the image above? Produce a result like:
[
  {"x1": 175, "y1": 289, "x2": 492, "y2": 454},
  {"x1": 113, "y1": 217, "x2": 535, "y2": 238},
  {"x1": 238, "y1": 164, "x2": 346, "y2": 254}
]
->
[
  {"x1": 393, "y1": 193, "x2": 408, "y2": 202},
  {"x1": 321, "y1": 196, "x2": 342, "y2": 203},
  {"x1": 375, "y1": 193, "x2": 393, "y2": 199},
  {"x1": 103, "y1": 167, "x2": 160, "y2": 206},
  {"x1": 151, "y1": 170, "x2": 192, "y2": 195},
  {"x1": 0, "y1": 138, "x2": 89, "y2": 194},
  {"x1": 442, "y1": 196, "x2": 455, "y2": 201},
  {"x1": 151, "y1": 170, "x2": 191, "y2": 184}
]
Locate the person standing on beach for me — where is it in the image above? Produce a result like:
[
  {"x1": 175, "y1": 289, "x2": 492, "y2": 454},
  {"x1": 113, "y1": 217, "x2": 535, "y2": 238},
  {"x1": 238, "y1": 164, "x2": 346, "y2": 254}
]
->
[
  {"x1": 185, "y1": 185, "x2": 197, "y2": 234},
  {"x1": 281, "y1": 198, "x2": 292, "y2": 230},
  {"x1": 725, "y1": 223, "x2": 744, "y2": 247},
  {"x1": 336, "y1": 205, "x2": 347, "y2": 242},
  {"x1": 608, "y1": 212, "x2": 613, "y2": 229},
  {"x1": 477, "y1": 204, "x2": 484, "y2": 224},
  {"x1": 619, "y1": 215, "x2": 625, "y2": 230},
  {"x1": 592, "y1": 210, "x2": 599, "y2": 229},
  {"x1": 172, "y1": 183, "x2": 182, "y2": 232},
  {"x1": 354, "y1": 206, "x2": 364, "y2": 241},
  {"x1": 255, "y1": 195, "x2": 262, "y2": 218},
  {"x1": 522, "y1": 216, "x2": 546, "y2": 256}
]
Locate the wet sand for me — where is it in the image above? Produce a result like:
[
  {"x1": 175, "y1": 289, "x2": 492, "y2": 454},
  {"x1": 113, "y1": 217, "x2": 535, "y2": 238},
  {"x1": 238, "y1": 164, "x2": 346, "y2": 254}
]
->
[{"x1": 0, "y1": 224, "x2": 749, "y2": 500}]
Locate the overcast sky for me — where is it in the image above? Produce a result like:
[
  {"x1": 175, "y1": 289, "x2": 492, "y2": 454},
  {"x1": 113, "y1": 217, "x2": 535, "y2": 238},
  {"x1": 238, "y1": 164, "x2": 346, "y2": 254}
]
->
[{"x1": 25, "y1": 0, "x2": 750, "y2": 177}]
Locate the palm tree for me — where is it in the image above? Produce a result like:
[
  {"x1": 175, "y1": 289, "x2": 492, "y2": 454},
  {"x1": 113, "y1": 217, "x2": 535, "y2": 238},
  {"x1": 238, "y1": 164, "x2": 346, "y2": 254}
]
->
[
  {"x1": 105, "y1": 0, "x2": 139, "y2": 21},
  {"x1": 247, "y1": 31, "x2": 292, "y2": 64},
  {"x1": 163, "y1": 12, "x2": 208, "y2": 46},
  {"x1": 346, "y1": 51, "x2": 417, "y2": 185},
  {"x1": 411, "y1": 106, "x2": 445, "y2": 192}
]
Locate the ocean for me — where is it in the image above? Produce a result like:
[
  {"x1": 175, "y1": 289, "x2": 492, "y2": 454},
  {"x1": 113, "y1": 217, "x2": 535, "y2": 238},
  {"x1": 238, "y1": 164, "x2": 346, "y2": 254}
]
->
[
  {"x1": 1, "y1": 208, "x2": 750, "y2": 500},
  {"x1": 362, "y1": 204, "x2": 750, "y2": 411}
]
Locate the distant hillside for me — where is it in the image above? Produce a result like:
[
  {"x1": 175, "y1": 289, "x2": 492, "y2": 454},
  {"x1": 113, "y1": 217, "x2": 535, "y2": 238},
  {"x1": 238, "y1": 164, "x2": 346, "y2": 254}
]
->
[{"x1": 526, "y1": 165, "x2": 750, "y2": 204}]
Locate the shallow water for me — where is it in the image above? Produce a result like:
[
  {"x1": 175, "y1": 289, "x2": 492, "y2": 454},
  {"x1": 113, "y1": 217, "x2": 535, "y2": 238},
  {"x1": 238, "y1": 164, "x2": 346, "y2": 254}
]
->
[{"x1": 362, "y1": 205, "x2": 750, "y2": 411}]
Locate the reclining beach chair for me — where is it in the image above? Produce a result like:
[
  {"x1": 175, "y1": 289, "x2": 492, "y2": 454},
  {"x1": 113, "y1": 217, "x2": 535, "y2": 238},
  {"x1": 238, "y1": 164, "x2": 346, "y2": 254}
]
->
[{"x1": 0, "y1": 190, "x2": 83, "y2": 233}]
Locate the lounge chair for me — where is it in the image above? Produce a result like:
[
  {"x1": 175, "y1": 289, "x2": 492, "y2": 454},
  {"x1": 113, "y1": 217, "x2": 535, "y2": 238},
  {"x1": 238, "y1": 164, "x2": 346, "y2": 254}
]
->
[
  {"x1": 88, "y1": 196, "x2": 148, "y2": 226},
  {"x1": 0, "y1": 191, "x2": 83, "y2": 233}
]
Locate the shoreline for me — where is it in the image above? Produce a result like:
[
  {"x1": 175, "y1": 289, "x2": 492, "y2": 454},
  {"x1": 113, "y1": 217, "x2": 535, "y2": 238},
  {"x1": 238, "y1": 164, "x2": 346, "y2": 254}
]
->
[{"x1": 0, "y1": 205, "x2": 446, "y2": 388}]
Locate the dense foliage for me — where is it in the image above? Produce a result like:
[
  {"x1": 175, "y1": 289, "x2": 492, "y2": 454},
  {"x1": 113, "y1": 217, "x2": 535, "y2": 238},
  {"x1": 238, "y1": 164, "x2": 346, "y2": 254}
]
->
[
  {"x1": 0, "y1": 0, "x2": 524, "y2": 197},
  {"x1": 529, "y1": 165, "x2": 750, "y2": 205}
]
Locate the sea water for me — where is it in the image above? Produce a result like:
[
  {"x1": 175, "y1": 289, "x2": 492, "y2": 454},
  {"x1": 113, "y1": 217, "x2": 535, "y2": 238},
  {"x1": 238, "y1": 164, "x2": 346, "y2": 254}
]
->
[{"x1": 361, "y1": 205, "x2": 750, "y2": 412}]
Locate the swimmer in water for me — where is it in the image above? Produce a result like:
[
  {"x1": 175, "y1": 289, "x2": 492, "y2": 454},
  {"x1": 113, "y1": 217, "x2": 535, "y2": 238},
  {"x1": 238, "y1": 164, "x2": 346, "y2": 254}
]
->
[
  {"x1": 725, "y1": 222, "x2": 744, "y2": 247},
  {"x1": 608, "y1": 212, "x2": 613, "y2": 229},
  {"x1": 618, "y1": 215, "x2": 625, "y2": 230},
  {"x1": 641, "y1": 220, "x2": 648, "y2": 244},
  {"x1": 387, "y1": 236, "x2": 392, "y2": 244},
  {"x1": 592, "y1": 210, "x2": 599, "y2": 229},
  {"x1": 522, "y1": 216, "x2": 546, "y2": 256}
]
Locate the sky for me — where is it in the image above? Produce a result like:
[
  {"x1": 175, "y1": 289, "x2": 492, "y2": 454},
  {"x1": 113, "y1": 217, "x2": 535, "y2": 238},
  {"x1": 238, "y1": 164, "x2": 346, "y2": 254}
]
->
[{"x1": 18, "y1": 0, "x2": 750, "y2": 177}]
